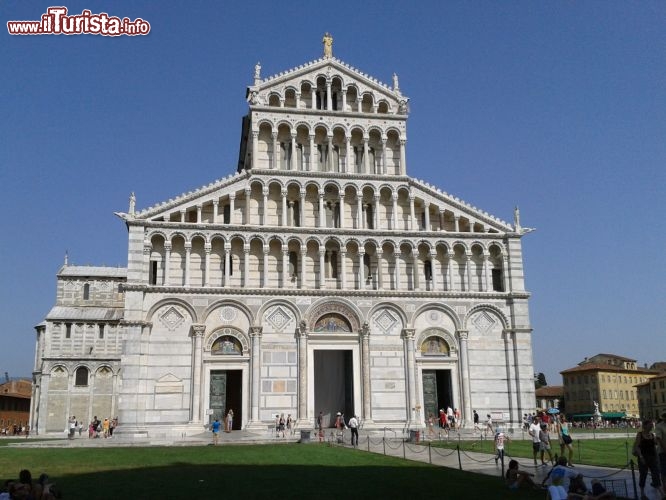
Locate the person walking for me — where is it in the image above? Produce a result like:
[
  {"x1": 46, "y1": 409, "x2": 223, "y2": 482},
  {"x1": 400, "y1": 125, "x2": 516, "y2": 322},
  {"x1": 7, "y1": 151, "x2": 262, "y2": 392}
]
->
[
  {"x1": 348, "y1": 415, "x2": 359, "y2": 447},
  {"x1": 473, "y1": 410, "x2": 480, "y2": 431},
  {"x1": 557, "y1": 415, "x2": 574, "y2": 467},
  {"x1": 211, "y1": 418, "x2": 221, "y2": 445},
  {"x1": 633, "y1": 419, "x2": 665, "y2": 500},
  {"x1": 529, "y1": 416, "x2": 541, "y2": 466},
  {"x1": 655, "y1": 411, "x2": 666, "y2": 492},
  {"x1": 226, "y1": 409, "x2": 234, "y2": 433}
]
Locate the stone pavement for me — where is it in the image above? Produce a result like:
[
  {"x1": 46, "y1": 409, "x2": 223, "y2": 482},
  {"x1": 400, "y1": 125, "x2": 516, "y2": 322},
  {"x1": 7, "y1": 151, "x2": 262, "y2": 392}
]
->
[{"x1": 6, "y1": 428, "x2": 656, "y2": 499}]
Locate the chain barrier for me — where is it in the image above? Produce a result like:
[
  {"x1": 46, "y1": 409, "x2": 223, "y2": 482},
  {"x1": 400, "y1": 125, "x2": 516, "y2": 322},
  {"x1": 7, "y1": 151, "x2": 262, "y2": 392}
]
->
[
  {"x1": 431, "y1": 446, "x2": 458, "y2": 458},
  {"x1": 404, "y1": 442, "x2": 428, "y2": 454},
  {"x1": 384, "y1": 439, "x2": 403, "y2": 450},
  {"x1": 460, "y1": 449, "x2": 499, "y2": 463}
]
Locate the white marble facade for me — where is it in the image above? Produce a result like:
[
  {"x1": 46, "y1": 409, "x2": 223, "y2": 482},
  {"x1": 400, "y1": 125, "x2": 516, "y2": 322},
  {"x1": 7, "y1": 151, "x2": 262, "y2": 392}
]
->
[{"x1": 30, "y1": 43, "x2": 536, "y2": 437}]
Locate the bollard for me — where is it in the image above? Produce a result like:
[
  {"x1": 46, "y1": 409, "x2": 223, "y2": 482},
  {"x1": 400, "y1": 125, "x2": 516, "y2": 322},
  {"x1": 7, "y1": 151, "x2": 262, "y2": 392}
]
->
[
  {"x1": 501, "y1": 453, "x2": 505, "y2": 478},
  {"x1": 403, "y1": 438, "x2": 406, "y2": 459},
  {"x1": 577, "y1": 439, "x2": 581, "y2": 465},
  {"x1": 383, "y1": 436, "x2": 386, "y2": 456},
  {"x1": 457, "y1": 444, "x2": 462, "y2": 470},
  {"x1": 625, "y1": 441, "x2": 629, "y2": 465},
  {"x1": 428, "y1": 442, "x2": 432, "y2": 464},
  {"x1": 367, "y1": 435, "x2": 370, "y2": 452},
  {"x1": 630, "y1": 459, "x2": 638, "y2": 500}
]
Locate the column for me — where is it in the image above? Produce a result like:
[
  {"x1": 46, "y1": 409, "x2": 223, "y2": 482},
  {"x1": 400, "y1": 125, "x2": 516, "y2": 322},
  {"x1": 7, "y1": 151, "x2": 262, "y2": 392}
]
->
[
  {"x1": 483, "y1": 255, "x2": 490, "y2": 292},
  {"x1": 439, "y1": 210, "x2": 445, "y2": 231},
  {"x1": 282, "y1": 247, "x2": 289, "y2": 287},
  {"x1": 395, "y1": 253, "x2": 402, "y2": 290},
  {"x1": 341, "y1": 89, "x2": 347, "y2": 111},
  {"x1": 454, "y1": 215, "x2": 460, "y2": 232},
  {"x1": 184, "y1": 242, "x2": 191, "y2": 287},
  {"x1": 326, "y1": 81, "x2": 332, "y2": 110},
  {"x1": 358, "y1": 250, "x2": 365, "y2": 289},
  {"x1": 190, "y1": 324, "x2": 205, "y2": 424},
  {"x1": 271, "y1": 132, "x2": 278, "y2": 169},
  {"x1": 212, "y1": 200, "x2": 219, "y2": 224},
  {"x1": 373, "y1": 194, "x2": 379, "y2": 230},
  {"x1": 403, "y1": 329, "x2": 417, "y2": 427},
  {"x1": 447, "y1": 255, "x2": 454, "y2": 291},
  {"x1": 290, "y1": 134, "x2": 297, "y2": 171},
  {"x1": 196, "y1": 204, "x2": 202, "y2": 223},
  {"x1": 361, "y1": 323, "x2": 372, "y2": 422},
  {"x1": 262, "y1": 188, "x2": 268, "y2": 226},
  {"x1": 465, "y1": 254, "x2": 472, "y2": 292},
  {"x1": 318, "y1": 191, "x2": 325, "y2": 228},
  {"x1": 430, "y1": 253, "x2": 438, "y2": 291},
  {"x1": 457, "y1": 330, "x2": 472, "y2": 426},
  {"x1": 424, "y1": 202, "x2": 430, "y2": 231},
  {"x1": 299, "y1": 190, "x2": 305, "y2": 227},
  {"x1": 357, "y1": 95, "x2": 363, "y2": 112},
  {"x1": 180, "y1": 209, "x2": 186, "y2": 223},
  {"x1": 361, "y1": 204, "x2": 367, "y2": 230},
  {"x1": 380, "y1": 138, "x2": 387, "y2": 174},
  {"x1": 251, "y1": 131, "x2": 258, "y2": 168},
  {"x1": 296, "y1": 322, "x2": 308, "y2": 425},
  {"x1": 295, "y1": 91, "x2": 301, "y2": 109},
  {"x1": 279, "y1": 97, "x2": 285, "y2": 108},
  {"x1": 412, "y1": 251, "x2": 420, "y2": 291},
  {"x1": 339, "y1": 194, "x2": 346, "y2": 229},
  {"x1": 244, "y1": 188, "x2": 251, "y2": 225},
  {"x1": 300, "y1": 248, "x2": 307, "y2": 289},
  {"x1": 377, "y1": 251, "x2": 384, "y2": 290},
  {"x1": 229, "y1": 194, "x2": 235, "y2": 224},
  {"x1": 344, "y1": 136, "x2": 351, "y2": 173},
  {"x1": 311, "y1": 88, "x2": 316, "y2": 109},
  {"x1": 399, "y1": 139, "x2": 407, "y2": 175},
  {"x1": 243, "y1": 247, "x2": 250, "y2": 287},
  {"x1": 308, "y1": 135, "x2": 315, "y2": 171},
  {"x1": 204, "y1": 244, "x2": 211, "y2": 287},
  {"x1": 409, "y1": 196, "x2": 415, "y2": 230},
  {"x1": 318, "y1": 249, "x2": 325, "y2": 289},
  {"x1": 262, "y1": 245, "x2": 269, "y2": 288},
  {"x1": 224, "y1": 249, "x2": 231, "y2": 287},
  {"x1": 164, "y1": 243, "x2": 171, "y2": 285},
  {"x1": 281, "y1": 190, "x2": 288, "y2": 226},
  {"x1": 249, "y1": 326, "x2": 262, "y2": 425},
  {"x1": 143, "y1": 246, "x2": 151, "y2": 283},
  {"x1": 363, "y1": 138, "x2": 370, "y2": 174},
  {"x1": 392, "y1": 193, "x2": 398, "y2": 230},
  {"x1": 340, "y1": 250, "x2": 347, "y2": 289},
  {"x1": 326, "y1": 136, "x2": 333, "y2": 172}
]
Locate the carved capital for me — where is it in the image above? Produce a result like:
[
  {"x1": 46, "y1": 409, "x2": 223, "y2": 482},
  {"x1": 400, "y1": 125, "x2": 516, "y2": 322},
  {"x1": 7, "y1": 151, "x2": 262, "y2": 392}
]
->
[
  {"x1": 249, "y1": 326, "x2": 263, "y2": 337},
  {"x1": 361, "y1": 322, "x2": 370, "y2": 337},
  {"x1": 191, "y1": 324, "x2": 206, "y2": 337},
  {"x1": 457, "y1": 329, "x2": 469, "y2": 341},
  {"x1": 402, "y1": 328, "x2": 415, "y2": 340}
]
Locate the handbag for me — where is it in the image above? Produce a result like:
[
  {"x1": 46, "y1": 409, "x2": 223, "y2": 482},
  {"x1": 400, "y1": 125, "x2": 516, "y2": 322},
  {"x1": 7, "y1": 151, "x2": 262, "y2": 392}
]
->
[{"x1": 562, "y1": 433, "x2": 572, "y2": 445}]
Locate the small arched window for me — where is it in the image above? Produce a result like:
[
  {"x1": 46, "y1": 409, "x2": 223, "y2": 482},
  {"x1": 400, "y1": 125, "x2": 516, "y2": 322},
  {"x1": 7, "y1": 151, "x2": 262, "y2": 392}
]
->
[
  {"x1": 83, "y1": 283, "x2": 90, "y2": 300},
  {"x1": 424, "y1": 260, "x2": 433, "y2": 281},
  {"x1": 75, "y1": 367, "x2": 89, "y2": 387}
]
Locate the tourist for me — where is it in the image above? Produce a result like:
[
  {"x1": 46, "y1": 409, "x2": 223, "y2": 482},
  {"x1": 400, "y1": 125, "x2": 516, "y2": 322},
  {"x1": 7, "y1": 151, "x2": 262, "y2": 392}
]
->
[
  {"x1": 348, "y1": 414, "x2": 359, "y2": 447},
  {"x1": 427, "y1": 413, "x2": 435, "y2": 439},
  {"x1": 529, "y1": 416, "x2": 541, "y2": 465},
  {"x1": 317, "y1": 411, "x2": 323, "y2": 442},
  {"x1": 473, "y1": 410, "x2": 480, "y2": 431},
  {"x1": 506, "y1": 460, "x2": 538, "y2": 490},
  {"x1": 439, "y1": 409, "x2": 446, "y2": 429},
  {"x1": 454, "y1": 408, "x2": 461, "y2": 429},
  {"x1": 286, "y1": 414, "x2": 293, "y2": 435},
  {"x1": 102, "y1": 418, "x2": 110, "y2": 438},
  {"x1": 67, "y1": 416, "x2": 76, "y2": 440},
  {"x1": 633, "y1": 419, "x2": 665, "y2": 500},
  {"x1": 557, "y1": 415, "x2": 574, "y2": 467},
  {"x1": 494, "y1": 427, "x2": 508, "y2": 464},
  {"x1": 541, "y1": 457, "x2": 582, "y2": 500},
  {"x1": 655, "y1": 411, "x2": 666, "y2": 491},
  {"x1": 211, "y1": 418, "x2": 221, "y2": 445},
  {"x1": 278, "y1": 413, "x2": 285, "y2": 437},
  {"x1": 485, "y1": 414, "x2": 493, "y2": 438},
  {"x1": 539, "y1": 422, "x2": 555, "y2": 466}
]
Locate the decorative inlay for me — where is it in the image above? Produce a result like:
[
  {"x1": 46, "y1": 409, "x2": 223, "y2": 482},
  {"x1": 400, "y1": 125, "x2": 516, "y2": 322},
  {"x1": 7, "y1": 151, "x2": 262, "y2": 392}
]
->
[
  {"x1": 375, "y1": 310, "x2": 397, "y2": 334},
  {"x1": 98, "y1": 281, "x2": 110, "y2": 291},
  {"x1": 266, "y1": 306, "x2": 292, "y2": 331},
  {"x1": 456, "y1": 306, "x2": 467, "y2": 314},
  {"x1": 220, "y1": 306, "x2": 238, "y2": 322},
  {"x1": 421, "y1": 336, "x2": 450, "y2": 356},
  {"x1": 308, "y1": 301, "x2": 360, "y2": 332},
  {"x1": 472, "y1": 311, "x2": 495, "y2": 332},
  {"x1": 159, "y1": 306, "x2": 185, "y2": 331},
  {"x1": 314, "y1": 313, "x2": 351, "y2": 332},
  {"x1": 427, "y1": 311, "x2": 440, "y2": 325}
]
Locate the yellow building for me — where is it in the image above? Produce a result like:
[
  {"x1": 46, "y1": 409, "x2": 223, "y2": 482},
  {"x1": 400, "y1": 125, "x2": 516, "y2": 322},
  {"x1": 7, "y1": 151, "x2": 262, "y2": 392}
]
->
[
  {"x1": 636, "y1": 371, "x2": 666, "y2": 421},
  {"x1": 561, "y1": 354, "x2": 657, "y2": 419}
]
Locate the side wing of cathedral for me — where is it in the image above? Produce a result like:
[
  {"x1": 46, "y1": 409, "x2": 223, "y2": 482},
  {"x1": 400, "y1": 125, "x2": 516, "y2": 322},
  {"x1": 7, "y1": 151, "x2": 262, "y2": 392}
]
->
[{"x1": 29, "y1": 40, "x2": 535, "y2": 437}]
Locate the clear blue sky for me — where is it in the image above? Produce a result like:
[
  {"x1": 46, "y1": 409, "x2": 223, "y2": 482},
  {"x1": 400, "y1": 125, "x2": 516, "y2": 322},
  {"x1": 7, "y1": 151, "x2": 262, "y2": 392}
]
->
[{"x1": 2, "y1": 1, "x2": 665, "y2": 387}]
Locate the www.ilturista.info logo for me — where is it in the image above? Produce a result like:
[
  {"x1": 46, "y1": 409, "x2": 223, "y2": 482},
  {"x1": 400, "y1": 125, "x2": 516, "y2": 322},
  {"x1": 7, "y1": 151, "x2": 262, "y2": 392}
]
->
[{"x1": 7, "y1": 6, "x2": 151, "y2": 36}]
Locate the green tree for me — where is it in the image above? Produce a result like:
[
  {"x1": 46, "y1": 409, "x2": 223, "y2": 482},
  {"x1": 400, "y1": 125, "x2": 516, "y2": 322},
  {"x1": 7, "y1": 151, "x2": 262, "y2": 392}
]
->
[{"x1": 534, "y1": 372, "x2": 547, "y2": 389}]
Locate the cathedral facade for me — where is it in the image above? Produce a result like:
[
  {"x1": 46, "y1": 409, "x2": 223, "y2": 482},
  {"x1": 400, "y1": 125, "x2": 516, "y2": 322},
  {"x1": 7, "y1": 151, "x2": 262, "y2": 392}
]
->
[{"x1": 30, "y1": 40, "x2": 536, "y2": 437}]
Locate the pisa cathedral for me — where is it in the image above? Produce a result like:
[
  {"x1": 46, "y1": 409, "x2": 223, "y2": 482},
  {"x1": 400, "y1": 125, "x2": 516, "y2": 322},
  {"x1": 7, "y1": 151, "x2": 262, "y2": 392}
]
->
[{"x1": 30, "y1": 38, "x2": 536, "y2": 437}]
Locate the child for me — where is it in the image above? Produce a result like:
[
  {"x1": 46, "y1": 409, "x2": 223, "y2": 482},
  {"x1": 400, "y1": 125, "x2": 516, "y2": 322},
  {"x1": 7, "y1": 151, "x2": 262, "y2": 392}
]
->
[
  {"x1": 494, "y1": 427, "x2": 508, "y2": 464},
  {"x1": 539, "y1": 422, "x2": 554, "y2": 465},
  {"x1": 506, "y1": 459, "x2": 538, "y2": 490}
]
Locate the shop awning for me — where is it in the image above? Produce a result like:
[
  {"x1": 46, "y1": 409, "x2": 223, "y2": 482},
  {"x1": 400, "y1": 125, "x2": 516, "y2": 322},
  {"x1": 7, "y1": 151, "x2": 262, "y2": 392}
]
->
[{"x1": 601, "y1": 412, "x2": 626, "y2": 419}]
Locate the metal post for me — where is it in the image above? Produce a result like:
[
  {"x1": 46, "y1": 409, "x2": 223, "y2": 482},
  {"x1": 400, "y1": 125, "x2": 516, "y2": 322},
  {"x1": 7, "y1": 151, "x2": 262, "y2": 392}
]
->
[
  {"x1": 501, "y1": 453, "x2": 505, "y2": 478},
  {"x1": 403, "y1": 438, "x2": 406, "y2": 459},
  {"x1": 428, "y1": 442, "x2": 432, "y2": 464},
  {"x1": 630, "y1": 459, "x2": 638, "y2": 500},
  {"x1": 457, "y1": 444, "x2": 462, "y2": 470},
  {"x1": 578, "y1": 439, "x2": 581, "y2": 464},
  {"x1": 367, "y1": 435, "x2": 370, "y2": 452},
  {"x1": 383, "y1": 436, "x2": 386, "y2": 456}
]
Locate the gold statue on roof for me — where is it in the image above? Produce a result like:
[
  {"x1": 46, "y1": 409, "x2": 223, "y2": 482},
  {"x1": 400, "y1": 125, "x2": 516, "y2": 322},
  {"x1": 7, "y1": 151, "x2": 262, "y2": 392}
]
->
[{"x1": 323, "y1": 32, "x2": 333, "y2": 58}]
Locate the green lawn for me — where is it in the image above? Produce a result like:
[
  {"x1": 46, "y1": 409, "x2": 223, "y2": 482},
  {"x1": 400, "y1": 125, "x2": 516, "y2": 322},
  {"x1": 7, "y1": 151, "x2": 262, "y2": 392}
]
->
[
  {"x1": 429, "y1": 436, "x2": 634, "y2": 468},
  {"x1": 0, "y1": 443, "x2": 546, "y2": 499}
]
